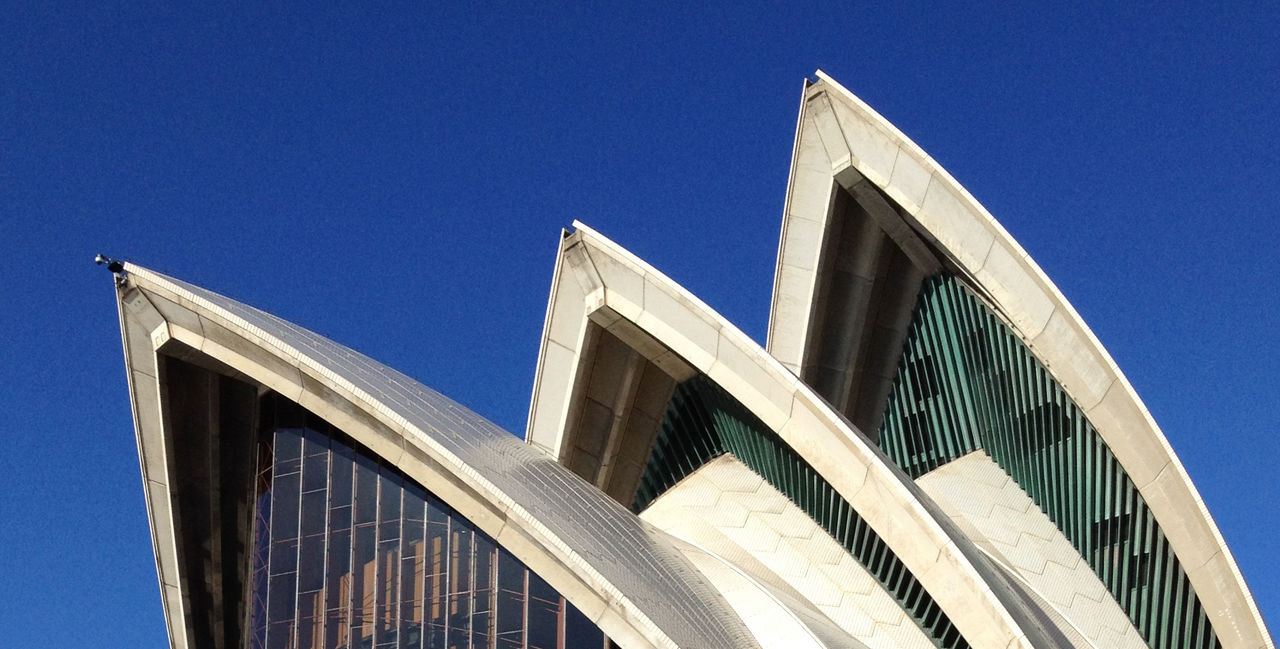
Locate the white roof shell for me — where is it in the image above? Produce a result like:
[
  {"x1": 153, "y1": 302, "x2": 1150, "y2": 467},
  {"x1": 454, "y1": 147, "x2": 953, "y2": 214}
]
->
[
  {"x1": 114, "y1": 263, "x2": 759, "y2": 649},
  {"x1": 525, "y1": 222, "x2": 1081, "y2": 649},
  {"x1": 767, "y1": 71, "x2": 1272, "y2": 649}
]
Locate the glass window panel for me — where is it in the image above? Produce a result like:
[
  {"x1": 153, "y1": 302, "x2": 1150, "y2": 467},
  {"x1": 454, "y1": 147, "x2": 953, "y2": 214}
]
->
[
  {"x1": 448, "y1": 520, "x2": 473, "y2": 649},
  {"x1": 304, "y1": 446, "x2": 330, "y2": 493},
  {"x1": 399, "y1": 553, "x2": 425, "y2": 649},
  {"x1": 472, "y1": 534, "x2": 496, "y2": 647},
  {"x1": 329, "y1": 504, "x2": 352, "y2": 534},
  {"x1": 565, "y1": 601, "x2": 603, "y2": 649},
  {"x1": 496, "y1": 548, "x2": 525, "y2": 649},
  {"x1": 527, "y1": 573, "x2": 561, "y2": 649},
  {"x1": 400, "y1": 484, "x2": 426, "y2": 649},
  {"x1": 298, "y1": 533, "x2": 327, "y2": 593},
  {"x1": 403, "y1": 484, "x2": 427, "y2": 527},
  {"x1": 271, "y1": 469, "x2": 302, "y2": 543},
  {"x1": 301, "y1": 489, "x2": 328, "y2": 539},
  {"x1": 354, "y1": 454, "x2": 379, "y2": 525},
  {"x1": 352, "y1": 523, "x2": 378, "y2": 647},
  {"x1": 425, "y1": 500, "x2": 450, "y2": 649},
  {"x1": 268, "y1": 572, "x2": 298, "y2": 625},
  {"x1": 324, "y1": 527, "x2": 351, "y2": 649},
  {"x1": 376, "y1": 468, "x2": 403, "y2": 647},
  {"x1": 275, "y1": 428, "x2": 304, "y2": 475},
  {"x1": 352, "y1": 450, "x2": 380, "y2": 649},
  {"x1": 377, "y1": 537, "x2": 402, "y2": 642},
  {"x1": 297, "y1": 594, "x2": 324, "y2": 649},
  {"x1": 303, "y1": 426, "x2": 328, "y2": 454},
  {"x1": 379, "y1": 469, "x2": 404, "y2": 540},
  {"x1": 329, "y1": 441, "x2": 355, "y2": 505},
  {"x1": 268, "y1": 620, "x2": 295, "y2": 649},
  {"x1": 270, "y1": 537, "x2": 299, "y2": 576},
  {"x1": 449, "y1": 522, "x2": 472, "y2": 596}
]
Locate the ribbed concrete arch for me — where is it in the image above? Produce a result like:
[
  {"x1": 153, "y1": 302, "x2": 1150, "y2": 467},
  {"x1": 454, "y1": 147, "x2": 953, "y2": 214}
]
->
[
  {"x1": 766, "y1": 71, "x2": 1272, "y2": 649},
  {"x1": 662, "y1": 530, "x2": 855, "y2": 649},
  {"x1": 916, "y1": 452, "x2": 1148, "y2": 649},
  {"x1": 114, "y1": 264, "x2": 759, "y2": 649},
  {"x1": 526, "y1": 222, "x2": 1076, "y2": 649},
  {"x1": 642, "y1": 454, "x2": 936, "y2": 649}
]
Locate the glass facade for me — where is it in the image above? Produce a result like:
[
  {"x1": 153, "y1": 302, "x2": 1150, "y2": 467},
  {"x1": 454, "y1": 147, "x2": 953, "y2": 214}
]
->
[
  {"x1": 249, "y1": 397, "x2": 607, "y2": 649},
  {"x1": 879, "y1": 275, "x2": 1220, "y2": 649}
]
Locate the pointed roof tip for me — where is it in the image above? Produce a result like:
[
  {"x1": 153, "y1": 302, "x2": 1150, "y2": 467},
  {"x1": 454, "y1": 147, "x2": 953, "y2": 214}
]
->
[
  {"x1": 94, "y1": 254, "x2": 126, "y2": 274},
  {"x1": 812, "y1": 70, "x2": 858, "y2": 99},
  {"x1": 806, "y1": 70, "x2": 863, "y2": 104}
]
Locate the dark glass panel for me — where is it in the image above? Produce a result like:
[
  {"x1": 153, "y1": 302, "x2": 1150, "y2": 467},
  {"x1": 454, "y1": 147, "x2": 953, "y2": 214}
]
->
[
  {"x1": 355, "y1": 454, "x2": 379, "y2": 525},
  {"x1": 425, "y1": 500, "x2": 450, "y2": 649},
  {"x1": 297, "y1": 593, "x2": 324, "y2": 649},
  {"x1": 304, "y1": 447, "x2": 330, "y2": 493},
  {"x1": 329, "y1": 504, "x2": 352, "y2": 535},
  {"x1": 304, "y1": 426, "x2": 329, "y2": 454},
  {"x1": 352, "y1": 523, "x2": 378, "y2": 648},
  {"x1": 298, "y1": 534, "x2": 327, "y2": 593},
  {"x1": 448, "y1": 521, "x2": 473, "y2": 649},
  {"x1": 270, "y1": 537, "x2": 300, "y2": 576},
  {"x1": 268, "y1": 620, "x2": 295, "y2": 649},
  {"x1": 352, "y1": 450, "x2": 380, "y2": 648},
  {"x1": 271, "y1": 468, "x2": 302, "y2": 543},
  {"x1": 268, "y1": 572, "x2": 298, "y2": 624},
  {"x1": 400, "y1": 484, "x2": 426, "y2": 649},
  {"x1": 473, "y1": 534, "x2": 496, "y2": 646},
  {"x1": 495, "y1": 548, "x2": 525, "y2": 649},
  {"x1": 527, "y1": 572, "x2": 561, "y2": 649},
  {"x1": 379, "y1": 469, "x2": 404, "y2": 540},
  {"x1": 301, "y1": 489, "x2": 328, "y2": 539},
  {"x1": 325, "y1": 436, "x2": 353, "y2": 649},
  {"x1": 565, "y1": 601, "x2": 603, "y2": 649},
  {"x1": 324, "y1": 527, "x2": 352, "y2": 649},
  {"x1": 376, "y1": 468, "x2": 403, "y2": 648},
  {"x1": 329, "y1": 440, "x2": 355, "y2": 505},
  {"x1": 275, "y1": 428, "x2": 304, "y2": 475}
]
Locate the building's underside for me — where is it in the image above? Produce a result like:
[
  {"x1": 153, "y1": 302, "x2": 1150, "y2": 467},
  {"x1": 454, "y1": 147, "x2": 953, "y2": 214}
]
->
[{"x1": 113, "y1": 72, "x2": 1273, "y2": 649}]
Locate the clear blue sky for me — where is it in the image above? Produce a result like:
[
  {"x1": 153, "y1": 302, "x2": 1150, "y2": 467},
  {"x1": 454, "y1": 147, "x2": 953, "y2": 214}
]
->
[{"x1": 3, "y1": 2, "x2": 1276, "y2": 646}]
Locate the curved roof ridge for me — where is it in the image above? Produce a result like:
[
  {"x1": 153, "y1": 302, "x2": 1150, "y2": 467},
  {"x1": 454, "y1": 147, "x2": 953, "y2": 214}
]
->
[
  {"x1": 528, "y1": 222, "x2": 1077, "y2": 649},
  {"x1": 774, "y1": 73, "x2": 1272, "y2": 649},
  {"x1": 118, "y1": 263, "x2": 760, "y2": 649}
]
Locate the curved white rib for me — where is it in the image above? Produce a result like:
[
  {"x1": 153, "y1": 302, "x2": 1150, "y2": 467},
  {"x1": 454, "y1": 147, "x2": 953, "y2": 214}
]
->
[
  {"x1": 767, "y1": 70, "x2": 1272, "y2": 649},
  {"x1": 917, "y1": 453, "x2": 1147, "y2": 649},
  {"x1": 116, "y1": 265, "x2": 759, "y2": 649},
  {"x1": 643, "y1": 455, "x2": 936, "y2": 649},
  {"x1": 527, "y1": 222, "x2": 1076, "y2": 649}
]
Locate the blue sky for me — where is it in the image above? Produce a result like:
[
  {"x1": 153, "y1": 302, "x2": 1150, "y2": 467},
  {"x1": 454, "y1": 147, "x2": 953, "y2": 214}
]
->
[{"x1": 3, "y1": 2, "x2": 1276, "y2": 645}]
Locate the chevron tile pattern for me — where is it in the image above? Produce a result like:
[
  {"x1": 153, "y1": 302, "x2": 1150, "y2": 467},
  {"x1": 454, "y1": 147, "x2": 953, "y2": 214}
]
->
[
  {"x1": 642, "y1": 454, "x2": 936, "y2": 649},
  {"x1": 917, "y1": 452, "x2": 1149, "y2": 649}
]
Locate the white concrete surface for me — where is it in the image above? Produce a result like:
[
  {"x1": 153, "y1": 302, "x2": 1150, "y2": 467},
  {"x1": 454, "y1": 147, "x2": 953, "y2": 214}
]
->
[
  {"x1": 918, "y1": 452, "x2": 1150, "y2": 649},
  {"x1": 766, "y1": 70, "x2": 1272, "y2": 649},
  {"x1": 527, "y1": 221, "x2": 1075, "y2": 649},
  {"x1": 116, "y1": 265, "x2": 760, "y2": 649},
  {"x1": 643, "y1": 455, "x2": 936, "y2": 649}
]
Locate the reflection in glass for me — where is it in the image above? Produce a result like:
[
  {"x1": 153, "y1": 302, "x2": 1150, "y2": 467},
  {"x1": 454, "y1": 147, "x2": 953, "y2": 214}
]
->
[{"x1": 249, "y1": 401, "x2": 607, "y2": 649}]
